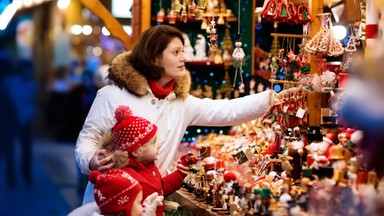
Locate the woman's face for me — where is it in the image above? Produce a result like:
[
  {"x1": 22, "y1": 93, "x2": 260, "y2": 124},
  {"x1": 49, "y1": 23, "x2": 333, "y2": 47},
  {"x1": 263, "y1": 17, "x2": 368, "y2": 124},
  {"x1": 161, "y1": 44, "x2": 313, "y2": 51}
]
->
[
  {"x1": 131, "y1": 191, "x2": 143, "y2": 216},
  {"x1": 157, "y1": 37, "x2": 186, "y2": 82},
  {"x1": 140, "y1": 136, "x2": 161, "y2": 163}
]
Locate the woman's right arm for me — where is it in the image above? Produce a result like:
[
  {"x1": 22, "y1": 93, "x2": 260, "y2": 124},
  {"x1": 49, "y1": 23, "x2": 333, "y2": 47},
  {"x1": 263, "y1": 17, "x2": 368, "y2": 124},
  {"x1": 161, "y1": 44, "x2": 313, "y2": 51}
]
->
[{"x1": 75, "y1": 87, "x2": 117, "y2": 174}]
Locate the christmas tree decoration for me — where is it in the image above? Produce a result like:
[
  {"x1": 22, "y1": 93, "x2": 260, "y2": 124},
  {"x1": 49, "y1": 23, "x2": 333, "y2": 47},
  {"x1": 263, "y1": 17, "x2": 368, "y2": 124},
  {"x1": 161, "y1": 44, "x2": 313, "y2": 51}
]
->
[
  {"x1": 304, "y1": 13, "x2": 344, "y2": 57},
  {"x1": 221, "y1": 25, "x2": 234, "y2": 65},
  {"x1": 270, "y1": 35, "x2": 281, "y2": 57},
  {"x1": 206, "y1": 0, "x2": 218, "y2": 48},
  {"x1": 297, "y1": 3, "x2": 313, "y2": 25},
  {"x1": 261, "y1": 0, "x2": 313, "y2": 25},
  {"x1": 231, "y1": 0, "x2": 247, "y2": 93},
  {"x1": 340, "y1": 34, "x2": 358, "y2": 72}
]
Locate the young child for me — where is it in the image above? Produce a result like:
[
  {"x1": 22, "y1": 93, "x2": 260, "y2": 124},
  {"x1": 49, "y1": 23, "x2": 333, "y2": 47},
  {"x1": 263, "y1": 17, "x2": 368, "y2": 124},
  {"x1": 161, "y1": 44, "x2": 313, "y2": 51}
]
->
[
  {"x1": 68, "y1": 168, "x2": 163, "y2": 216},
  {"x1": 111, "y1": 105, "x2": 198, "y2": 216}
]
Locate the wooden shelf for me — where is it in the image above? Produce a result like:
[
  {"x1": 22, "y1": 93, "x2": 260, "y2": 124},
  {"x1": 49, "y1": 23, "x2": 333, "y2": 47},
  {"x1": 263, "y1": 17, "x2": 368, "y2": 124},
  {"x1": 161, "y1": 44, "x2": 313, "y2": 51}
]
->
[{"x1": 168, "y1": 189, "x2": 228, "y2": 216}]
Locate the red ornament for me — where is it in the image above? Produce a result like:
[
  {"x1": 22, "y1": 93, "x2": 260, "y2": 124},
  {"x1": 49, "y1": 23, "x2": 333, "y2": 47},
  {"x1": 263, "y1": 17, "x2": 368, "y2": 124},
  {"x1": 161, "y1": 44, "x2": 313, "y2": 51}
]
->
[{"x1": 224, "y1": 172, "x2": 237, "y2": 182}]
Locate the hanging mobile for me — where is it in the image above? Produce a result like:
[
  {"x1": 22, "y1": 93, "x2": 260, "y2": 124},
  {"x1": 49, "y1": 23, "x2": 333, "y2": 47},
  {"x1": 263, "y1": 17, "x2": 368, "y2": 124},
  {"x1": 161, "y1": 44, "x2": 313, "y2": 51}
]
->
[
  {"x1": 207, "y1": 1, "x2": 218, "y2": 48},
  {"x1": 208, "y1": 19, "x2": 218, "y2": 48},
  {"x1": 232, "y1": 0, "x2": 246, "y2": 93}
]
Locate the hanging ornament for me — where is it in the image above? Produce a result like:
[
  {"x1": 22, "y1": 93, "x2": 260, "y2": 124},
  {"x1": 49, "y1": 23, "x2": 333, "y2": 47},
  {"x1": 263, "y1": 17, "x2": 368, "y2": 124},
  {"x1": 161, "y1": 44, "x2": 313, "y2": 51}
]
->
[
  {"x1": 232, "y1": 0, "x2": 246, "y2": 93},
  {"x1": 304, "y1": 13, "x2": 344, "y2": 57},
  {"x1": 274, "y1": 0, "x2": 290, "y2": 23},
  {"x1": 208, "y1": 19, "x2": 218, "y2": 48},
  {"x1": 340, "y1": 35, "x2": 358, "y2": 72},
  {"x1": 261, "y1": 0, "x2": 278, "y2": 21},
  {"x1": 297, "y1": 3, "x2": 313, "y2": 25},
  {"x1": 201, "y1": 18, "x2": 208, "y2": 29},
  {"x1": 217, "y1": 14, "x2": 225, "y2": 25},
  {"x1": 232, "y1": 36, "x2": 246, "y2": 66}
]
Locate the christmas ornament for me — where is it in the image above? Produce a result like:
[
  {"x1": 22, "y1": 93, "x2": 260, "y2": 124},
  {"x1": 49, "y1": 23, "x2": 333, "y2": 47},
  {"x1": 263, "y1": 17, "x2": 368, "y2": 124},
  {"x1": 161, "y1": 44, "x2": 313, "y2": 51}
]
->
[{"x1": 232, "y1": 0, "x2": 247, "y2": 93}]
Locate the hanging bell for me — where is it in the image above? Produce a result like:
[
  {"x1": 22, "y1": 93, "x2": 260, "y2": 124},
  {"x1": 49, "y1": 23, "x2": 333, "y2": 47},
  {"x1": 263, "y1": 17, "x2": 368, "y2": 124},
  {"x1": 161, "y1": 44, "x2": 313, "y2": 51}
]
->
[
  {"x1": 261, "y1": 0, "x2": 278, "y2": 21},
  {"x1": 328, "y1": 144, "x2": 345, "y2": 160},
  {"x1": 217, "y1": 14, "x2": 225, "y2": 25},
  {"x1": 297, "y1": 3, "x2": 313, "y2": 25},
  {"x1": 287, "y1": 1, "x2": 298, "y2": 24},
  {"x1": 201, "y1": 18, "x2": 208, "y2": 29}
]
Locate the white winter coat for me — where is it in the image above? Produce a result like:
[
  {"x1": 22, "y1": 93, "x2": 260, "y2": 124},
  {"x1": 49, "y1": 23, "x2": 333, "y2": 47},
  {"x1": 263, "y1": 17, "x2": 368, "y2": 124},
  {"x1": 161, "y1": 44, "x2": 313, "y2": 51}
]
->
[{"x1": 75, "y1": 52, "x2": 273, "y2": 204}]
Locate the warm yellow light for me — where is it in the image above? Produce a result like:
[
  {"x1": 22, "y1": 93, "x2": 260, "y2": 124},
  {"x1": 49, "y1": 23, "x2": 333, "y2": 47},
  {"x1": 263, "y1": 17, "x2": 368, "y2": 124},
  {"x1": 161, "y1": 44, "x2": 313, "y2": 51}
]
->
[
  {"x1": 101, "y1": 27, "x2": 110, "y2": 36},
  {"x1": 82, "y1": 25, "x2": 93, "y2": 35},
  {"x1": 71, "y1": 24, "x2": 82, "y2": 35},
  {"x1": 57, "y1": 0, "x2": 70, "y2": 10}
]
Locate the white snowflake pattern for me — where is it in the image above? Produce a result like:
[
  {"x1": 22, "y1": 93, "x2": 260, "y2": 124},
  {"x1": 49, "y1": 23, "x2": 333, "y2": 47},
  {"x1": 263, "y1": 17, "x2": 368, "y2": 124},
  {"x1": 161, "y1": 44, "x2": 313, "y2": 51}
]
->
[
  {"x1": 95, "y1": 189, "x2": 106, "y2": 201},
  {"x1": 117, "y1": 196, "x2": 130, "y2": 206}
]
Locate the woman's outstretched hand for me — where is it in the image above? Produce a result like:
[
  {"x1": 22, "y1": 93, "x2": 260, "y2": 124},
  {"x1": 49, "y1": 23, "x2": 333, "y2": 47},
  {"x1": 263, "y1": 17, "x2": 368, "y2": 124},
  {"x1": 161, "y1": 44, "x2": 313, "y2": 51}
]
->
[{"x1": 89, "y1": 149, "x2": 114, "y2": 172}]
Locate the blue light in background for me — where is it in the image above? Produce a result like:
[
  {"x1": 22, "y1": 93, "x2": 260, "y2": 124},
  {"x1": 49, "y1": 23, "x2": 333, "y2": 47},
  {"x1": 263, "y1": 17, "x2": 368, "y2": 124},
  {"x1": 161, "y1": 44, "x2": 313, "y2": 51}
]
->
[
  {"x1": 343, "y1": 38, "x2": 349, "y2": 46},
  {"x1": 274, "y1": 84, "x2": 282, "y2": 93},
  {"x1": 256, "y1": 23, "x2": 263, "y2": 30}
]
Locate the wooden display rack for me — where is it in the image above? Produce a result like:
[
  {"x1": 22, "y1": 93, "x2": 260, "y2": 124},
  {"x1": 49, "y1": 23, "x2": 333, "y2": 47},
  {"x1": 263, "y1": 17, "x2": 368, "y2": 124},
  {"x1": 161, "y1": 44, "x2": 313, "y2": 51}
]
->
[{"x1": 168, "y1": 189, "x2": 226, "y2": 216}]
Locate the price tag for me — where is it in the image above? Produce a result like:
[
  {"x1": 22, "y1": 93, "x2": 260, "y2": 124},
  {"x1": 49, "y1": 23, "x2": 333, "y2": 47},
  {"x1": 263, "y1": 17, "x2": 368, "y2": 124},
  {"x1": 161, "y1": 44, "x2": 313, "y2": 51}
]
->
[{"x1": 296, "y1": 108, "x2": 306, "y2": 118}]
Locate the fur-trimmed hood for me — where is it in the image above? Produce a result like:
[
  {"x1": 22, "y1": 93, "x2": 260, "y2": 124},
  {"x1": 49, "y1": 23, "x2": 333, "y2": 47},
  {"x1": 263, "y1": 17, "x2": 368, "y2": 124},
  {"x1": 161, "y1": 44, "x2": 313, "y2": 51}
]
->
[{"x1": 107, "y1": 52, "x2": 191, "y2": 99}]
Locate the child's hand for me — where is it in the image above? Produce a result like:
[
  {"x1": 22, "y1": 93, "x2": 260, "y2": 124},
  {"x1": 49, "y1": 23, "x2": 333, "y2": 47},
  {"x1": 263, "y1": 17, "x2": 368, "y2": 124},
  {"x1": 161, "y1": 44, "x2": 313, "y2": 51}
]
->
[
  {"x1": 142, "y1": 192, "x2": 163, "y2": 216},
  {"x1": 177, "y1": 152, "x2": 198, "y2": 174}
]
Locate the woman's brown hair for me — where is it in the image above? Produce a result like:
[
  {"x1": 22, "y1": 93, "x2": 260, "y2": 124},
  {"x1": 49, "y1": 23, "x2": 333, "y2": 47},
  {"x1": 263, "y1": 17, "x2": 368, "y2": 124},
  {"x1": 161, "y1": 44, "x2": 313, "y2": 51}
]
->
[{"x1": 128, "y1": 25, "x2": 185, "y2": 80}]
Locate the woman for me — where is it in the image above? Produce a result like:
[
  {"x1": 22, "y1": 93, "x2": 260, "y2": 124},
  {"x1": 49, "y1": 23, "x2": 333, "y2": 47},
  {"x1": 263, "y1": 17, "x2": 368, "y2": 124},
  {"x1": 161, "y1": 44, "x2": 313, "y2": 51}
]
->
[{"x1": 75, "y1": 25, "x2": 276, "y2": 203}]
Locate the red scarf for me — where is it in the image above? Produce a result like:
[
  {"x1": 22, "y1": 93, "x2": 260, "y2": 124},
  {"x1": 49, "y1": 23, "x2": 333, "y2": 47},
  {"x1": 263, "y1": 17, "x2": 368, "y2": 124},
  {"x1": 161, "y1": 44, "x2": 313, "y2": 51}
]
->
[{"x1": 148, "y1": 80, "x2": 175, "y2": 99}]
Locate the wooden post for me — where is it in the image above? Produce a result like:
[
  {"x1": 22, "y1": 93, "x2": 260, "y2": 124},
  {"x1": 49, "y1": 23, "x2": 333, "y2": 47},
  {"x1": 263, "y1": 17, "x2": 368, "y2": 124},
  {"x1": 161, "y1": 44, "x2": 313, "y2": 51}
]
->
[
  {"x1": 307, "y1": 0, "x2": 323, "y2": 126},
  {"x1": 132, "y1": 0, "x2": 151, "y2": 41}
]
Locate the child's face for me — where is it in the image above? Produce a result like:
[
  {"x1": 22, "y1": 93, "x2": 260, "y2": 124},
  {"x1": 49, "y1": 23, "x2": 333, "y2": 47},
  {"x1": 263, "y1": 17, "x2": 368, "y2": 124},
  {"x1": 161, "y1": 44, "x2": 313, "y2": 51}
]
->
[
  {"x1": 139, "y1": 136, "x2": 161, "y2": 163},
  {"x1": 131, "y1": 191, "x2": 143, "y2": 216}
]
